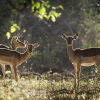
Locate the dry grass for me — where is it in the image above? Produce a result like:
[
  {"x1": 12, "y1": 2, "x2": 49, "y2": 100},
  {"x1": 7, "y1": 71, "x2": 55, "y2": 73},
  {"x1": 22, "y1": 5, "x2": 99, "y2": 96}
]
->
[{"x1": 0, "y1": 70, "x2": 100, "y2": 100}]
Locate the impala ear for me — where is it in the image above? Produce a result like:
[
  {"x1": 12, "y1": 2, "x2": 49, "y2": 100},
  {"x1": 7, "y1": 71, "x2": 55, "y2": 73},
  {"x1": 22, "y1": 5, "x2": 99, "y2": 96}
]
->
[
  {"x1": 72, "y1": 34, "x2": 78, "y2": 40},
  {"x1": 16, "y1": 36, "x2": 18, "y2": 40},
  {"x1": 15, "y1": 36, "x2": 18, "y2": 40},
  {"x1": 61, "y1": 34, "x2": 67, "y2": 40},
  {"x1": 24, "y1": 40, "x2": 30, "y2": 45},
  {"x1": 33, "y1": 43, "x2": 40, "y2": 48}
]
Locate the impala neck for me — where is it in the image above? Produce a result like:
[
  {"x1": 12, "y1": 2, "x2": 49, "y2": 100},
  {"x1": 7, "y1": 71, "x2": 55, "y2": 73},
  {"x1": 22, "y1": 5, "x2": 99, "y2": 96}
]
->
[
  {"x1": 11, "y1": 45, "x2": 16, "y2": 50},
  {"x1": 19, "y1": 48, "x2": 30, "y2": 64},
  {"x1": 66, "y1": 43, "x2": 75, "y2": 60}
]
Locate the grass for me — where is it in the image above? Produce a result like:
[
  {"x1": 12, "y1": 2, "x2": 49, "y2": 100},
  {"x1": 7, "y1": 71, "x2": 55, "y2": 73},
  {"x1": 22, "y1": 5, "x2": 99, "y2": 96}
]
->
[{"x1": 0, "y1": 69, "x2": 100, "y2": 100}]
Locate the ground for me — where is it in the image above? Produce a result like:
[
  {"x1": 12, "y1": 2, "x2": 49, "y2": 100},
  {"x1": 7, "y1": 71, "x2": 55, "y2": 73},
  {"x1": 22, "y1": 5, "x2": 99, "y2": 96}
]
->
[{"x1": 0, "y1": 70, "x2": 100, "y2": 100}]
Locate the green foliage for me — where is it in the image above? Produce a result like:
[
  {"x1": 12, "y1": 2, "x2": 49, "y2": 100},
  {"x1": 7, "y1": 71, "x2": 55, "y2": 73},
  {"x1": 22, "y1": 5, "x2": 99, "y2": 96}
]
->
[
  {"x1": 31, "y1": 0, "x2": 62, "y2": 21},
  {"x1": 30, "y1": 51, "x2": 40, "y2": 58},
  {"x1": 79, "y1": 14, "x2": 100, "y2": 48},
  {"x1": 23, "y1": 29, "x2": 26, "y2": 33},
  {"x1": 8, "y1": 0, "x2": 63, "y2": 22},
  {"x1": 5, "y1": 0, "x2": 63, "y2": 39},
  {"x1": 58, "y1": 5, "x2": 64, "y2": 10},
  {"x1": 48, "y1": 10, "x2": 61, "y2": 22},
  {"x1": 6, "y1": 24, "x2": 20, "y2": 39},
  {"x1": 6, "y1": 32, "x2": 11, "y2": 39}
]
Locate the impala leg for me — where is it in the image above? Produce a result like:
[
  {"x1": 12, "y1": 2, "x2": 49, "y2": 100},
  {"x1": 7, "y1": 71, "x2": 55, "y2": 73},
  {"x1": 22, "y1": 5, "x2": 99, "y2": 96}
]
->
[
  {"x1": 13, "y1": 65, "x2": 18, "y2": 81},
  {"x1": 73, "y1": 64, "x2": 78, "y2": 92},
  {"x1": 77, "y1": 64, "x2": 81, "y2": 89},
  {"x1": 11, "y1": 66, "x2": 14, "y2": 73},
  {"x1": 96, "y1": 61, "x2": 100, "y2": 68},
  {"x1": 1, "y1": 64, "x2": 5, "y2": 80},
  {"x1": 11, "y1": 66, "x2": 14, "y2": 79},
  {"x1": 95, "y1": 63, "x2": 100, "y2": 79}
]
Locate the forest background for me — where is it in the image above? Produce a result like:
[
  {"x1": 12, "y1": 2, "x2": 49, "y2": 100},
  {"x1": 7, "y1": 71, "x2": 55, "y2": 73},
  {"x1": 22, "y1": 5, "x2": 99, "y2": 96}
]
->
[{"x1": 0, "y1": 0, "x2": 100, "y2": 74}]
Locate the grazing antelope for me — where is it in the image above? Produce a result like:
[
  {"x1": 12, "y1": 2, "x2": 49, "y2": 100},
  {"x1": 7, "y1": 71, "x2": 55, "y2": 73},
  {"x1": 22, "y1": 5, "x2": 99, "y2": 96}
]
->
[
  {"x1": 0, "y1": 36, "x2": 25, "y2": 79},
  {"x1": 0, "y1": 40, "x2": 39, "y2": 81},
  {"x1": 61, "y1": 34, "x2": 100, "y2": 90}
]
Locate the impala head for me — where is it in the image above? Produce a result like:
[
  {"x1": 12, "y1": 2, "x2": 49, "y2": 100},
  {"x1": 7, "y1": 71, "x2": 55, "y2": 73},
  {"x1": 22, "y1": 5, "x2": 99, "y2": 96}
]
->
[
  {"x1": 61, "y1": 34, "x2": 78, "y2": 45},
  {"x1": 24, "y1": 40, "x2": 40, "y2": 53},
  {"x1": 11, "y1": 36, "x2": 25, "y2": 49}
]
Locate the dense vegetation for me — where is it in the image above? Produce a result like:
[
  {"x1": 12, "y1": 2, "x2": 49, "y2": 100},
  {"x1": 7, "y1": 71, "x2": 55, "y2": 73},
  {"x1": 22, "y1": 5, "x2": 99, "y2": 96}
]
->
[
  {"x1": 0, "y1": 69, "x2": 100, "y2": 100},
  {"x1": 1, "y1": 0, "x2": 100, "y2": 72},
  {"x1": 0, "y1": 0, "x2": 100, "y2": 99}
]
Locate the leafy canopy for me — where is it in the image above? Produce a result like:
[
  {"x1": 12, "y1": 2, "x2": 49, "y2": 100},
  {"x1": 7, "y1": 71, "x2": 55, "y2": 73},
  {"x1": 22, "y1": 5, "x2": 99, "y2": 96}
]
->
[{"x1": 6, "y1": 0, "x2": 63, "y2": 39}]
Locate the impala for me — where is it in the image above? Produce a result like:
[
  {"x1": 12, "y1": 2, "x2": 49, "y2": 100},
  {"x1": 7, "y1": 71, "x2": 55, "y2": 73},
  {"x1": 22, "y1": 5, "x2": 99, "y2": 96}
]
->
[
  {"x1": 0, "y1": 36, "x2": 25, "y2": 79},
  {"x1": 11, "y1": 36, "x2": 25, "y2": 50},
  {"x1": 0, "y1": 40, "x2": 39, "y2": 81},
  {"x1": 0, "y1": 36, "x2": 25, "y2": 49},
  {"x1": 61, "y1": 34, "x2": 100, "y2": 91}
]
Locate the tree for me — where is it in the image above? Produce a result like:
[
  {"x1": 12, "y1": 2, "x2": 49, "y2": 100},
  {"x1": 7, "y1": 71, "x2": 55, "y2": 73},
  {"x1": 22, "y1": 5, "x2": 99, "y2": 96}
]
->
[{"x1": 6, "y1": 0, "x2": 63, "y2": 39}]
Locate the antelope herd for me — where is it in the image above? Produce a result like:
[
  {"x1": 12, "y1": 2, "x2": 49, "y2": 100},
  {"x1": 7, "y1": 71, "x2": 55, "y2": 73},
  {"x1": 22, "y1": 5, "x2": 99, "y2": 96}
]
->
[
  {"x1": 0, "y1": 36, "x2": 39, "y2": 81},
  {"x1": 0, "y1": 34, "x2": 99, "y2": 92}
]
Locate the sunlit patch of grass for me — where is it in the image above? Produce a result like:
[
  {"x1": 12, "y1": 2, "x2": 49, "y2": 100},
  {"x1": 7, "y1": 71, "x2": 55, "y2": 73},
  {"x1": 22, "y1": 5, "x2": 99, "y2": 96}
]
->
[{"x1": 0, "y1": 72, "x2": 100, "y2": 100}]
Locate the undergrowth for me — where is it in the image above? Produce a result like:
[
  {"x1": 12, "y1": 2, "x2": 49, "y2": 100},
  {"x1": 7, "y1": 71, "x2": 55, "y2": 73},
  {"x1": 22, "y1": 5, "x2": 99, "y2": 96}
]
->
[{"x1": 0, "y1": 69, "x2": 100, "y2": 100}]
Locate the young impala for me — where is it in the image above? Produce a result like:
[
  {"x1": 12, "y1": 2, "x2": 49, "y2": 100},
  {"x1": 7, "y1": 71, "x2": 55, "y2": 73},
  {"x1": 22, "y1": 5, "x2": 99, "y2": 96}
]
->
[
  {"x1": 0, "y1": 40, "x2": 39, "y2": 81},
  {"x1": 61, "y1": 34, "x2": 100, "y2": 91},
  {"x1": 0, "y1": 36, "x2": 25, "y2": 79}
]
